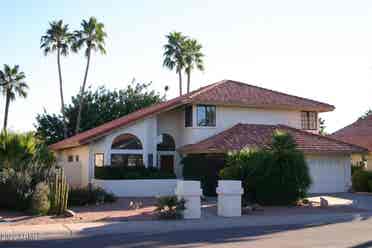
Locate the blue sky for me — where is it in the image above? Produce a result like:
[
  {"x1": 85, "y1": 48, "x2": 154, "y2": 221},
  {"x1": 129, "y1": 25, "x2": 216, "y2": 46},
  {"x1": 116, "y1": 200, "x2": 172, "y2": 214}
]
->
[{"x1": 1, "y1": 0, "x2": 372, "y2": 133}]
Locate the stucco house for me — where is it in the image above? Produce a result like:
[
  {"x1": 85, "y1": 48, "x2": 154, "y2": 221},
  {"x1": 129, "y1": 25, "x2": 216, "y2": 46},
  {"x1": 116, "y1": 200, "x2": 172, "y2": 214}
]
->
[
  {"x1": 331, "y1": 115, "x2": 372, "y2": 170},
  {"x1": 50, "y1": 80, "x2": 366, "y2": 194}
]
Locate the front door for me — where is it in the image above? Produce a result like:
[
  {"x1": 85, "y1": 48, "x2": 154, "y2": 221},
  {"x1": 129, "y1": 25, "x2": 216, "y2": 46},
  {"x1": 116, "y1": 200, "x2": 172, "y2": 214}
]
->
[{"x1": 160, "y1": 155, "x2": 174, "y2": 173}]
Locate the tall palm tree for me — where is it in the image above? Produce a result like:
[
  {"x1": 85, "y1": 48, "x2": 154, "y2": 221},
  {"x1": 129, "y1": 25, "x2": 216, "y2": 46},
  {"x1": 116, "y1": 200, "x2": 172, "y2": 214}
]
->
[
  {"x1": 163, "y1": 32, "x2": 187, "y2": 96},
  {"x1": 0, "y1": 65, "x2": 28, "y2": 131},
  {"x1": 184, "y1": 39, "x2": 205, "y2": 94},
  {"x1": 72, "y1": 17, "x2": 107, "y2": 134},
  {"x1": 40, "y1": 20, "x2": 72, "y2": 138}
]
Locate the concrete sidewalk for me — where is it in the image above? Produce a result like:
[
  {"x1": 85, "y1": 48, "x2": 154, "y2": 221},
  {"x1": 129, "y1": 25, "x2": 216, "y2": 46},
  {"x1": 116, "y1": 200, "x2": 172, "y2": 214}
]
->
[{"x1": 1, "y1": 211, "x2": 372, "y2": 241}]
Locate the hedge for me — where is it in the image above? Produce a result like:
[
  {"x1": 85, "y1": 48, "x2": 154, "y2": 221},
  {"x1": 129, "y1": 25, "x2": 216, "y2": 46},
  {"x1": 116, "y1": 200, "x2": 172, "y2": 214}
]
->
[
  {"x1": 220, "y1": 131, "x2": 311, "y2": 205},
  {"x1": 94, "y1": 166, "x2": 176, "y2": 180},
  {"x1": 182, "y1": 154, "x2": 226, "y2": 196}
]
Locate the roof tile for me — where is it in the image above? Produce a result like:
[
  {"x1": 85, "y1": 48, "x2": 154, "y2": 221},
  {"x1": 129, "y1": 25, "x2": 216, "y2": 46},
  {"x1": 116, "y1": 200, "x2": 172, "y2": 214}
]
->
[{"x1": 178, "y1": 124, "x2": 367, "y2": 154}]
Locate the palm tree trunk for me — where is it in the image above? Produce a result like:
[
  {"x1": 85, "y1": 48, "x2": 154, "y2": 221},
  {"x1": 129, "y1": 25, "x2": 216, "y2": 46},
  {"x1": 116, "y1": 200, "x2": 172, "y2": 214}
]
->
[
  {"x1": 178, "y1": 70, "x2": 183, "y2": 96},
  {"x1": 3, "y1": 91, "x2": 10, "y2": 131},
  {"x1": 57, "y1": 48, "x2": 68, "y2": 138},
  {"x1": 187, "y1": 71, "x2": 191, "y2": 94},
  {"x1": 75, "y1": 49, "x2": 91, "y2": 134}
]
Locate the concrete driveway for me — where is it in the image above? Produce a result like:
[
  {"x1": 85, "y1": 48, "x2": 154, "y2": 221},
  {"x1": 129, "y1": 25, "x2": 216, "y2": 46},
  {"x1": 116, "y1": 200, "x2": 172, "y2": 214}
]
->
[{"x1": 326, "y1": 193, "x2": 372, "y2": 211}]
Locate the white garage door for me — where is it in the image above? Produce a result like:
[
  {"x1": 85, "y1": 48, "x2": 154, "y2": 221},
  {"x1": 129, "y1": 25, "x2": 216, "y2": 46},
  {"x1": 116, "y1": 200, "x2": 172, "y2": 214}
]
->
[{"x1": 306, "y1": 155, "x2": 351, "y2": 194}]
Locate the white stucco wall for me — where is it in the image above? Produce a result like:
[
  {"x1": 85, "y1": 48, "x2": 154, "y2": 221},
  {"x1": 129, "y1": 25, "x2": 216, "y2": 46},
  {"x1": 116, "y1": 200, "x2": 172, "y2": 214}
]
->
[
  {"x1": 56, "y1": 104, "x2": 316, "y2": 186},
  {"x1": 55, "y1": 145, "x2": 90, "y2": 187},
  {"x1": 93, "y1": 179, "x2": 178, "y2": 197},
  {"x1": 179, "y1": 105, "x2": 303, "y2": 146}
]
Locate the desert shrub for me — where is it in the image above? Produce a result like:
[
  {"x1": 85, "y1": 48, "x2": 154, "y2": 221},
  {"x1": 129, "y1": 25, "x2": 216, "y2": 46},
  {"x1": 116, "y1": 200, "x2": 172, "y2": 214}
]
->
[
  {"x1": 30, "y1": 182, "x2": 50, "y2": 215},
  {"x1": 0, "y1": 131, "x2": 56, "y2": 212},
  {"x1": 220, "y1": 131, "x2": 311, "y2": 205},
  {"x1": 94, "y1": 166, "x2": 176, "y2": 180},
  {"x1": 182, "y1": 154, "x2": 226, "y2": 196},
  {"x1": 368, "y1": 180, "x2": 372, "y2": 192},
  {"x1": 155, "y1": 196, "x2": 186, "y2": 220},
  {"x1": 352, "y1": 170, "x2": 372, "y2": 192},
  {"x1": 351, "y1": 161, "x2": 366, "y2": 176},
  {"x1": 68, "y1": 185, "x2": 116, "y2": 206}
]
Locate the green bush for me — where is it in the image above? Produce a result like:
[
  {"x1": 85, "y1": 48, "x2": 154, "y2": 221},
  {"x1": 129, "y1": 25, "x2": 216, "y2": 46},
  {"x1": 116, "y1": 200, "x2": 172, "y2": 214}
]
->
[
  {"x1": 352, "y1": 170, "x2": 372, "y2": 192},
  {"x1": 30, "y1": 182, "x2": 50, "y2": 215},
  {"x1": 220, "y1": 131, "x2": 311, "y2": 205},
  {"x1": 368, "y1": 180, "x2": 372, "y2": 192},
  {"x1": 351, "y1": 162, "x2": 365, "y2": 176},
  {"x1": 68, "y1": 185, "x2": 116, "y2": 206},
  {"x1": 94, "y1": 166, "x2": 176, "y2": 180},
  {"x1": 0, "y1": 131, "x2": 56, "y2": 212},
  {"x1": 182, "y1": 154, "x2": 226, "y2": 196},
  {"x1": 155, "y1": 196, "x2": 186, "y2": 219}
]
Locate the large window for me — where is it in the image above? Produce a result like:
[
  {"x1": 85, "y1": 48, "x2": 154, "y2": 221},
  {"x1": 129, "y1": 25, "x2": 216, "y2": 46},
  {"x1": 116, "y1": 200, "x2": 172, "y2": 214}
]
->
[
  {"x1": 111, "y1": 133, "x2": 143, "y2": 150},
  {"x1": 111, "y1": 154, "x2": 144, "y2": 167},
  {"x1": 185, "y1": 105, "x2": 193, "y2": 127},
  {"x1": 301, "y1": 111, "x2": 317, "y2": 130},
  {"x1": 197, "y1": 105, "x2": 216, "y2": 127}
]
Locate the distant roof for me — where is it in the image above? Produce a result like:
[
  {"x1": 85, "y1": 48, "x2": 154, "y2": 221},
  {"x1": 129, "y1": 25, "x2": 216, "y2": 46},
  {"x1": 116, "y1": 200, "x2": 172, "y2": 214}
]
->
[
  {"x1": 331, "y1": 115, "x2": 372, "y2": 152},
  {"x1": 178, "y1": 124, "x2": 366, "y2": 154},
  {"x1": 50, "y1": 80, "x2": 335, "y2": 150}
]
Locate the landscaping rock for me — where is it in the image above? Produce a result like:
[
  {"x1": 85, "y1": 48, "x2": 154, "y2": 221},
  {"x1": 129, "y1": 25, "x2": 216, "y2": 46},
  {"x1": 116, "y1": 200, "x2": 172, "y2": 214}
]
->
[
  {"x1": 320, "y1": 197, "x2": 329, "y2": 207},
  {"x1": 64, "y1": 209, "x2": 76, "y2": 217}
]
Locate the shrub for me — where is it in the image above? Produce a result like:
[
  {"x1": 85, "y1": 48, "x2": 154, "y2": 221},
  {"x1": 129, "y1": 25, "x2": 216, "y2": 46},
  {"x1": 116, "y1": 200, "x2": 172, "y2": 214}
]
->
[
  {"x1": 30, "y1": 182, "x2": 50, "y2": 215},
  {"x1": 68, "y1": 185, "x2": 116, "y2": 206},
  {"x1": 351, "y1": 161, "x2": 365, "y2": 176},
  {"x1": 155, "y1": 196, "x2": 186, "y2": 219},
  {"x1": 368, "y1": 180, "x2": 372, "y2": 192},
  {"x1": 94, "y1": 166, "x2": 176, "y2": 180},
  {"x1": 0, "y1": 131, "x2": 56, "y2": 212},
  {"x1": 0, "y1": 168, "x2": 33, "y2": 210},
  {"x1": 182, "y1": 154, "x2": 226, "y2": 196},
  {"x1": 220, "y1": 131, "x2": 311, "y2": 206},
  {"x1": 352, "y1": 170, "x2": 372, "y2": 192}
]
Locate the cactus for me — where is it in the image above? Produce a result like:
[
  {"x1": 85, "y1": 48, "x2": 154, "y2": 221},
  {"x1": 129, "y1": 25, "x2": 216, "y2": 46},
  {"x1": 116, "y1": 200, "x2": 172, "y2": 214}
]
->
[{"x1": 49, "y1": 168, "x2": 69, "y2": 215}]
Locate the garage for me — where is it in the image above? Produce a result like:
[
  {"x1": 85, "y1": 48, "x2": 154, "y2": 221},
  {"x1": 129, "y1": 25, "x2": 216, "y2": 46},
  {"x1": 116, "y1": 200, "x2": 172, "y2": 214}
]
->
[{"x1": 306, "y1": 155, "x2": 351, "y2": 193}]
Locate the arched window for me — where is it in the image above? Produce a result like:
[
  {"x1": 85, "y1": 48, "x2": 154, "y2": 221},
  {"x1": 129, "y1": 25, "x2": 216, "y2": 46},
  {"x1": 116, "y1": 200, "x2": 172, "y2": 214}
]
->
[
  {"x1": 157, "y1": 134, "x2": 176, "y2": 151},
  {"x1": 112, "y1": 133, "x2": 143, "y2": 150}
]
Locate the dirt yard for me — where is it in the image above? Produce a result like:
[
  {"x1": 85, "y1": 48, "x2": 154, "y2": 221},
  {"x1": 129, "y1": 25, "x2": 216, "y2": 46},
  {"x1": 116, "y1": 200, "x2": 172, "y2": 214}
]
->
[
  {"x1": 0, "y1": 197, "x2": 158, "y2": 225},
  {"x1": 0, "y1": 196, "x2": 366, "y2": 226}
]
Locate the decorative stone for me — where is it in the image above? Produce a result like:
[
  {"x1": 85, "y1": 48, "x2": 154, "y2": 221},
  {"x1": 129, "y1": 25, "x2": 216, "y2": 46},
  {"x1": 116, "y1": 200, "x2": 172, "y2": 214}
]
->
[
  {"x1": 175, "y1": 180, "x2": 202, "y2": 219},
  {"x1": 64, "y1": 209, "x2": 76, "y2": 217},
  {"x1": 217, "y1": 180, "x2": 244, "y2": 217}
]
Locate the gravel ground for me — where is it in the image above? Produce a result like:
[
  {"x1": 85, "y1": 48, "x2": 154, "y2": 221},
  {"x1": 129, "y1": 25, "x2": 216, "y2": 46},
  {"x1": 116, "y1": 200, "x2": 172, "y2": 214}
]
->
[
  {"x1": 0, "y1": 196, "x2": 365, "y2": 226},
  {"x1": 0, "y1": 197, "x2": 157, "y2": 225}
]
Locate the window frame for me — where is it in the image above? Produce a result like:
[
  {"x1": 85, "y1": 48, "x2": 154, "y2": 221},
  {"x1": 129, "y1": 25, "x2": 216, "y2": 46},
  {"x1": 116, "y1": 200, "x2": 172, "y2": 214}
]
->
[
  {"x1": 185, "y1": 105, "x2": 193, "y2": 127},
  {"x1": 301, "y1": 111, "x2": 318, "y2": 130},
  {"x1": 110, "y1": 154, "x2": 144, "y2": 167},
  {"x1": 94, "y1": 153, "x2": 104, "y2": 167},
  {"x1": 67, "y1": 155, "x2": 74, "y2": 163},
  {"x1": 196, "y1": 104, "x2": 216, "y2": 127}
]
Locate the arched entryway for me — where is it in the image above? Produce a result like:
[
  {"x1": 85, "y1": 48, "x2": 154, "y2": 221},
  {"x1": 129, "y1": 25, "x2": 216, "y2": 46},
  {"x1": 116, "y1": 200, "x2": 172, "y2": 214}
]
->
[
  {"x1": 111, "y1": 133, "x2": 144, "y2": 167},
  {"x1": 157, "y1": 133, "x2": 176, "y2": 173}
]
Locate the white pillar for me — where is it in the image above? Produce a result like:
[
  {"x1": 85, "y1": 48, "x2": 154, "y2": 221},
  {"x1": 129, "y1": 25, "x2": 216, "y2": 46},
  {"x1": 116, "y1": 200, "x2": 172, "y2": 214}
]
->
[
  {"x1": 217, "y1": 180, "x2": 243, "y2": 217},
  {"x1": 175, "y1": 180, "x2": 202, "y2": 219}
]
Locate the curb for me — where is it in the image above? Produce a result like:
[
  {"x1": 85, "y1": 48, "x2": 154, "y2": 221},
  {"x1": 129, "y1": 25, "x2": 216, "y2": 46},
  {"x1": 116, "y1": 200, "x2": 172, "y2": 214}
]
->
[{"x1": 1, "y1": 211, "x2": 371, "y2": 241}]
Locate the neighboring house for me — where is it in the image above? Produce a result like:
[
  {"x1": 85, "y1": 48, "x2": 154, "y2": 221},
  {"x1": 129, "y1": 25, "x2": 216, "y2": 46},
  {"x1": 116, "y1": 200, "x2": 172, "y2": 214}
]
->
[
  {"x1": 331, "y1": 115, "x2": 372, "y2": 170},
  {"x1": 50, "y1": 80, "x2": 366, "y2": 193}
]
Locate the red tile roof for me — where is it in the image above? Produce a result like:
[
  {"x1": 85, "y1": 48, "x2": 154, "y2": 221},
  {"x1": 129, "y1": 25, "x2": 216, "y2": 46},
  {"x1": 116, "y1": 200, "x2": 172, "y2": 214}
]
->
[
  {"x1": 331, "y1": 115, "x2": 372, "y2": 152},
  {"x1": 178, "y1": 124, "x2": 367, "y2": 154},
  {"x1": 50, "y1": 80, "x2": 335, "y2": 150}
]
